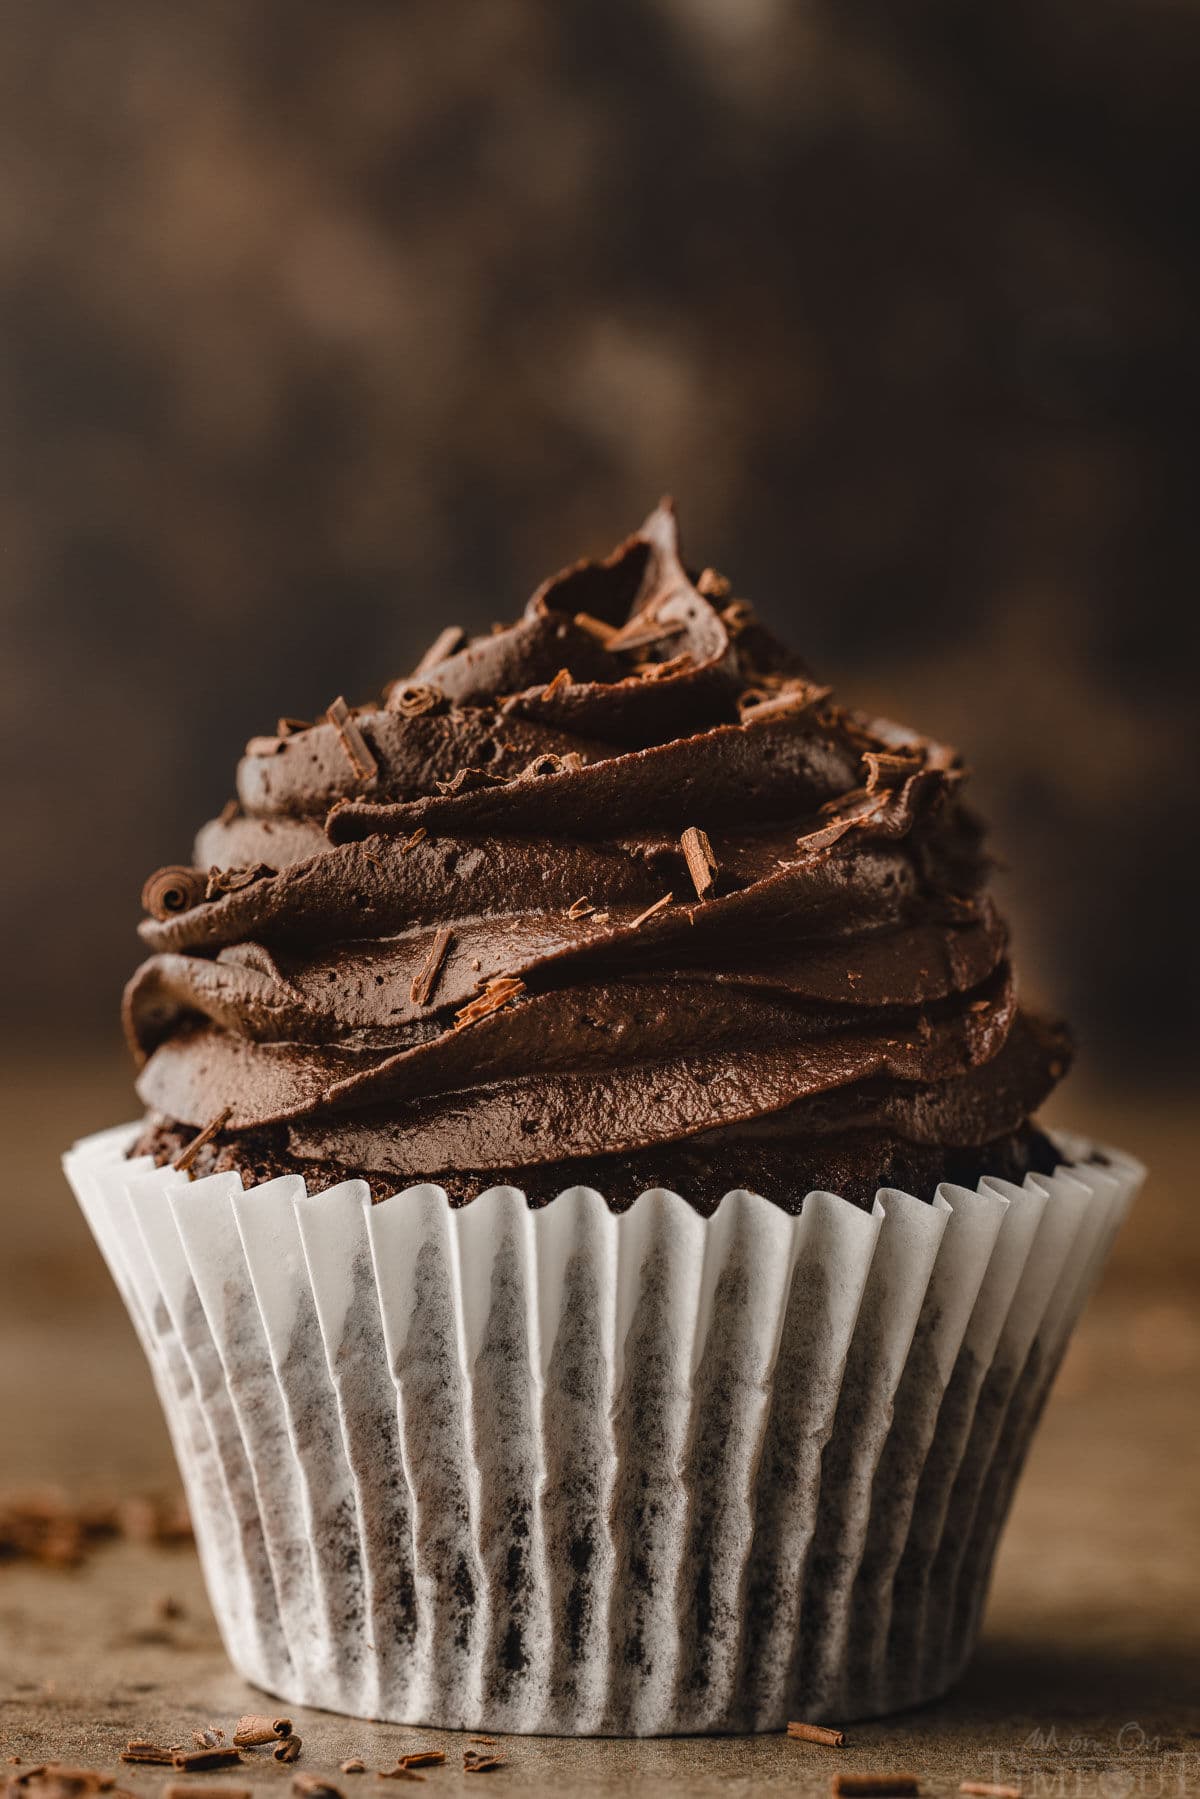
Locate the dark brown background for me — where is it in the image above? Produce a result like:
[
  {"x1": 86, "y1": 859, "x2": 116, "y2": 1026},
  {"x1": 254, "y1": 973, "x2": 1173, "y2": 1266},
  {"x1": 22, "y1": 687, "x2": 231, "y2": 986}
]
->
[
  {"x1": 0, "y1": 9, "x2": 1197, "y2": 1758},
  {"x1": 3, "y1": 0, "x2": 1199, "y2": 1079}
]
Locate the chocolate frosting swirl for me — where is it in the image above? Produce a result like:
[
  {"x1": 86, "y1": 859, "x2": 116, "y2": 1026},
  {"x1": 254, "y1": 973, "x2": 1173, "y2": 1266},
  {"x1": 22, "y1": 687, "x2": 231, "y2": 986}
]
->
[{"x1": 125, "y1": 503, "x2": 1068, "y2": 1193}]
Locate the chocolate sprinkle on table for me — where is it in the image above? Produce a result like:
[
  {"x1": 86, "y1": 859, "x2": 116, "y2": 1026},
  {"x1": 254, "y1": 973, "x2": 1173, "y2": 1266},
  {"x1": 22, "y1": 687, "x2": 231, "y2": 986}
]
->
[
  {"x1": 787, "y1": 1720, "x2": 846, "y2": 1747},
  {"x1": 169, "y1": 1749, "x2": 241, "y2": 1773},
  {"x1": 232, "y1": 1715, "x2": 291, "y2": 1746}
]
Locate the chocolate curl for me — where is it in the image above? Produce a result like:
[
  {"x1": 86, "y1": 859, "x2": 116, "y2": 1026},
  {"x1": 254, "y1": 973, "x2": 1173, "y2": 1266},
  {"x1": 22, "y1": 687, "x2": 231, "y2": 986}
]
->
[
  {"x1": 386, "y1": 682, "x2": 444, "y2": 717},
  {"x1": 325, "y1": 695, "x2": 379, "y2": 785},
  {"x1": 141, "y1": 866, "x2": 207, "y2": 921}
]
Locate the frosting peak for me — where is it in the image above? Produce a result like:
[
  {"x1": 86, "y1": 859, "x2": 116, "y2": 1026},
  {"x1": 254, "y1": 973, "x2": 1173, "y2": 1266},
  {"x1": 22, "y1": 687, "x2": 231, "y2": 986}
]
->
[{"x1": 126, "y1": 503, "x2": 1068, "y2": 1198}]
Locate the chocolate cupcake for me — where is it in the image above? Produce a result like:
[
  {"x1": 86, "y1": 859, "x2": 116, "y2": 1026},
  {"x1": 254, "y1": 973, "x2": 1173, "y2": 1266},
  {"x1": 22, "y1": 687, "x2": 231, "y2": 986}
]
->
[{"x1": 65, "y1": 504, "x2": 1141, "y2": 1733}]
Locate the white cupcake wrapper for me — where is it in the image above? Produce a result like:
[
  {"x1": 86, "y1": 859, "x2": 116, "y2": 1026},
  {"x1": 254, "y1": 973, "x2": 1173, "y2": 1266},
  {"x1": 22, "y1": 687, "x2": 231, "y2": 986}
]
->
[{"x1": 64, "y1": 1127, "x2": 1141, "y2": 1735}]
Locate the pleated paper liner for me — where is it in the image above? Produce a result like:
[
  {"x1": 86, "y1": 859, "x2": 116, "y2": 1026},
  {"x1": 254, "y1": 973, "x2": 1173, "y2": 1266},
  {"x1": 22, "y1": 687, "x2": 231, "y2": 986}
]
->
[{"x1": 64, "y1": 1125, "x2": 1141, "y2": 1735}]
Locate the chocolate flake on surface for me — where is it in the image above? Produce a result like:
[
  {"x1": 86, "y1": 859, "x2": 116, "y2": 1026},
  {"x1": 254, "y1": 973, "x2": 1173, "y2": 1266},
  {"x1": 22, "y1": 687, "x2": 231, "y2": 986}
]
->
[
  {"x1": 338, "y1": 1764, "x2": 365, "y2": 1776},
  {"x1": 538, "y1": 666, "x2": 573, "y2": 700},
  {"x1": 273, "y1": 1738, "x2": 302, "y2": 1764},
  {"x1": 204, "y1": 863, "x2": 274, "y2": 901},
  {"x1": 413, "y1": 624, "x2": 465, "y2": 674},
  {"x1": 170, "y1": 1750, "x2": 241, "y2": 1773},
  {"x1": 291, "y1": 1781, "x2": 343, "y2": 1799},
  {"x1": 629, "y1": 892, "x2": 673, "y2": 930},
  {"x1": 681, "y1": 826, "x2": 717, "y2": 899},
  {"x1": 141, "y1": 866, "x2": 207, "y2": 921},
  {"x1": 399, "y1": 827, "x2": 428, "y2": 854},
  {"x1": 171, "y1": 1107, "x2": 232, "y2": 1173},
  {"x1": 232, "y1": 1716, "x2": 292, "y2": 1746},
  {"x1": 566, "y1": 896, "x2": 594, "y2": 919},
  {"x1": 410, "y1": 926, "x2": 453, "y2": 1009},
  {"x1": 696, "y1": 567, "x2": 732, "y2": 599},
  {"x1": 119, "y1": 1748, "x2": 172, "y2": 1767},
  {"x1": 863, "y1": 749, "x2": 924, "y2": 791},
  {"x1": 738, "y1": 680, "x2": 832, "y2": 722},
  {"x1": 572, "y1": 610, "x2": 617, "y2": 646},
  {"x1": 462, "y1": 1748, "x2": 505, "y2": 1773},
  {"x1": 454, "y1": 975, "x2": 525, "y2": 1030},
  {"x1": 787, "y1": 1721, "x2": 846, "y2": 1747},
  {"x1": 277, "y1": 716, "x2": 313, "y2": 737},
  {"x1": 386, "y1": 682, "x2": 442, "y2": 718},
  {"x1": 190, "y1": 1728, "x2": 226, "y2": 1751},
  {"x1": 435, "y1": 767, "x2": 507, "y2": 797},
  {"x1": 326, "y1": 696, "x2": 379, "y2": 785},
  {"x1": 163, "y1": 1789, "x2": 249, "y2": 1799},
  {"x1": 831, "y1": 1778, "x2": 920, "y2": 1796},
  {"x1": 387, "y1": 1755, "x2": 444, "y2": 1772},
  {"x1": 959, "y1": 1785, "x2": 1022, "y2": 1798}
]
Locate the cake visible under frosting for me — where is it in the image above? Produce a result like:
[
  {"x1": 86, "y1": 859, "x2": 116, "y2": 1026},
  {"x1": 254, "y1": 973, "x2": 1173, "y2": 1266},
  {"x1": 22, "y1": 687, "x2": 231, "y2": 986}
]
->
[{"x1": 126, "y1": 503, "x2": 1069, "y2": 1208}]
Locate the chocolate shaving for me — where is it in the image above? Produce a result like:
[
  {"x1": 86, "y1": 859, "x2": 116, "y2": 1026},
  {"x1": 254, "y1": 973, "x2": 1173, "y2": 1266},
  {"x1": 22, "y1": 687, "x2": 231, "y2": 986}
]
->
[
  {"x1": 435, "y1": 766, "x2": 507, "y2": 797},
  {"x1": 172, "y1": 1107, "x2": 232, "y2": 1173},
  {"x1": 277, "y1": 716, "x2": 313, "y2": 737},
  {"x1": 245, "y1": 735, "x2": 287, "y2": 757},
  {"x1": 696, "y1": 567, "x2": 732, "y2": 599},
  {"x1": 680, "y1": 826, "x2": 717, "y2": 899},
  {"x1": 232, "y1": 1717, "x2": 292, "y2": 1747},
  {"x1": 386, "y1": 682, "x2": 443, "y2": 718},
  {"x1": 141, "y1": 866, "x2": 207, "y2": 921},
  {"x1": 721, "y1": 599, "x2": 755, "y2": 635},
  {"x1": 170, "y1": 1749, "x2": 241, "y2": 1773},
  {"x1": 566, "y1": 896, "x2": 594, "y2": 919},
  {"x1": 191, "y1": 1728, "x2": 226, "y2": 1750},
  {"x1": 339, "y1": 1764, "x2": 365, "y2": 1776},
  {"x1": 163, "y1": 1789, "x2": 249, "y2": 1799},
  {"x1": 831, "y1": 1779, "x2": 919, "y2": 1796},
  {"x1": 635, "y1": 651, "x2": 692, "y2": 680},
  {"x1": 959, "y1": 1786, "x2": 1021, "y2": 1798},
  {"x1": 454, "y1": 975, "x2": 525, "y2": 1031},
  {"x1": 462, "y1": 1749, "x2": 505, "y2": 1773},
  {"x1": 204, "y1": 862, "x2": 274, "y2": 901},
  {"x1": 410, "y1": 926, "x2": 453, "y2": 1009},
  {"x1": 119, "y1": 1747, "x2": 172, "y2": 1766},
  {"x1": 537, "y1": 666, "x2": 573, "y2": 699},
  {"x1": 738, "y1": 680, "x2": 832, "y2": 722},
  {"x1": 413, "y1": 624, "x2": 465, "y2": 674},
  {"x1": 522, "y1": 751, "x2": 582, "y2": 779},
  {"x1": 787, "y1": 1721, "x2": 845, "y2": 1747},
  {"x1": 399, "y1": 827, "x2": 428, "y2": 854},
  {"x1": 628, "y1": 892, "x2": 673, "y2": 929},
  {"x1": 591, "y1": 910, "x2": 610, "y2": 925},
  {"x1": 862, "y1": 750, "x2": 923, "y2": 792},
  {"x1": 292, "y1": 1780, "x2": 343, "y2": 1799},
  {"x1": 325, "y1": 695, "x2": 379, "y2": 785},
  {"x1": 387, "y1": 1755, "x2": 444, "y2": 1772},
  {"x1": 273, "y1": 1738, "x2": 302, "y2": 1764},
  {"x1": 573, "y1": 611, "x2": 617, "y2": 646}
]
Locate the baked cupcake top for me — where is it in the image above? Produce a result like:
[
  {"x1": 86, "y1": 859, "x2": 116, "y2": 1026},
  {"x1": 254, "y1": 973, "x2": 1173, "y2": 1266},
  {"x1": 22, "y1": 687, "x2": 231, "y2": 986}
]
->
[{"x1": 126, "y1": 503, "x2": 1068, "y2": 1201}]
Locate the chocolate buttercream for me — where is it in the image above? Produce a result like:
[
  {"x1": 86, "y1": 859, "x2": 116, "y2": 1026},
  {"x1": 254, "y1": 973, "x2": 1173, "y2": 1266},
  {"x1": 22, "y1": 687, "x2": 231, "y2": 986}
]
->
[{"x1": 125, "y1": 502, "x2": 1070, "y2": 1209}]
